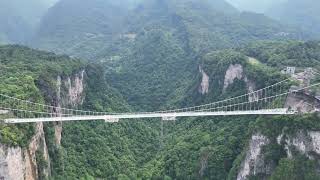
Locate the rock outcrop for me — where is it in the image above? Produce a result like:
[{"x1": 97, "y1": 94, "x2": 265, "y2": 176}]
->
[
  {"x1": 199, "y1": 66, "x2": 210, "y2": 95},
  {"x1": 0, "y1": 70, "x2": 86, "y2": 180},
  {"x1": 285, "y1": 93, "x2": 320, "y2": 113},
  {"x1": 54, "y1": 70, "x2": 86, "y2": 146},
  {"x1": 223, "y1": 64, "x2": 244, "y2": 91},
  {"x1": 65, "y1": 70, "x2": 85, "y2": 106},
  {"x1": 0, "y1": 145, "x2": 24, "y2": 180},
  {"x1": 222, "y1": 64, "x2": 257, "y2": 100},
  {"x1": 199, "y1": 63, "x2": 256, "y2": 96},
  {"x1": 237, "y1": 134, "x2": 270, "y2": 180},
  {"x1": 277, "y1": 131, "x2": 320, "y2": 159},
  {"x1": 238, "y1": 131, "x2": 320, "y2": 180},
  {"x1": 56, "y1": 70, "x2": 85, "y2": 107},
  {"x1": 0, "y1": 123, "x2": 50, "y2": 180}
]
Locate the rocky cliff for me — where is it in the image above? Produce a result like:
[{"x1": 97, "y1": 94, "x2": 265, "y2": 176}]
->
[
  {"x1": 53, "y1": 70, "x2": 85, "y2": 146},
  {"x1": 236, "y1": 129, "x2": 320, "y2": 180},
  {"x1": 237, "y1": 134, "x2": 270, "y2": 180},
  {"x1": 0, "y1": 123, "x2": 49, "y2": 180},
  {"x1": 0, "y1": 70, "x2": 86, "y2": 180},
  {"x1": 198, "y1": 66, "x2": 210, "y2": 95}
]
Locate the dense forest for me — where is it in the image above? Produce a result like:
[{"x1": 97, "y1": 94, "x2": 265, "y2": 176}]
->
[
  {"x1": 31, "y1": 0, "x2": 314, "y2": 60},
  {"x1": 58, "y1": 40, "x2": 320, "y2": 179},
  {"x1": 2, "y1": 40, "x2": 320, "y2": 179},
  {"x1": 0, "y1": 0, "x2": 320, "y2": 180},
  {"x1": 0, "y1": 45, "x2": 85, "y2": 147},
  {"x1": 267, "y1": 0, "x2": 320, "y2": 35}
]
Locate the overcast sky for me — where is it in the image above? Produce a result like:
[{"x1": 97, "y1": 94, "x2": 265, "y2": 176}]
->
[
  {"x1": 226, "y1": 0, "x2": 288, "y2": 13},
  {"x1": 41, "y1": 0, "x2": 288, "y2": 13},
  {"x1": 45, "y1": 0, "x2": 59, "y2": 6}
]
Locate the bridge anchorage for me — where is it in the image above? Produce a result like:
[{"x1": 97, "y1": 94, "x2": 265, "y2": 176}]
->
[{"x1": 0, "y1": 79, "x2": 319, "y2": 124}]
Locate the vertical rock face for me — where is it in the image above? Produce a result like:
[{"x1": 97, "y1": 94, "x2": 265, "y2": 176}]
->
[
  {"x1": 277, "y1": 131, "x2": 320, "y2": 159},
  {"x1": 56, "y1": 70, "x2": 86, "y2": 107},
  {"x1": 199, "y1": 66, "x2": 209, "y2": 95},
  {"x1": 54, "y1": 123, "x2": 63, "y2": 146},
  {"x1": 0, "y1": 145, "x2": 24, "y2": 180},
  {"x1": 200, "y1": 63, "x2": 256, "y2": 96},
  {"x1": 223, "y1": 64, "x2": 244, "y2": 91},
  {"x1": 309, "y1": 131, "x2": 320, "y2": 154},
  {"x1": 65, "y1": 70, "x2": 85, "y2": 106},
  {"x1": 54, "y1": 70, "x2": 86, "y2": 146},
  {"x1": 0, "y1": 123, "x2": 50, "y2": 180},
  {"x1": 0, "y1": 70, "x2": 86, "y2": 180},
  {"x1": 222, "y1": 64, "x2": 257, "y2": 100},
  {"x1": 237, "y1": 134, "x2": 270, "y2": 180},
  {"x1": 238, "y1": 131, "x2": 320, "y2": 180},
  {"x1": 26, "y1": 122, "x2": 51, "y2": 179}
]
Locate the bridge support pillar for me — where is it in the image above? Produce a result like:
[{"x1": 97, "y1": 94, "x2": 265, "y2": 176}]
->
[
  {"x1": 0, "y1": 110, "x2": 9, "y2": 114},
  {"x1": 104, "y1": 117, "x2": 119, "y2": 123},
  {"x1": 162, "y1": 116, "x2": 176, "y2": 121}
]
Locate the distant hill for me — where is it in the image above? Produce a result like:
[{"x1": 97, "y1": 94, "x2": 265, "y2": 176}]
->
[
  {"x1": 0, "y1": 0, "x2": 56, "y2": 44},
  {"x1": 99, "y1": 0, "x2": 311, "y2": 111},
  {"x1": 2, "y1": 1, "x2": 320, "y2": 179},
  {"x1": 267, "y1": 0, "x2": 320, "y2": 35},
  {"x1": 31, "y1": 0, "x2": 132, "y2": 60},
  {"x1": 30, "y1": 0, "x2": 314, "y2": 110},
  {"x1": 226, "y1": 0, "x2": 287, "y2": 13},
  {"x1": 31, "y1": 0, "x2": 309, "y2": 60}
]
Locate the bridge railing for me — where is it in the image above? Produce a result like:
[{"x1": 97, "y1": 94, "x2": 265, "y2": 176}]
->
[{"x1": 1, "y1": 79, "x2": 319, "y2": 122}]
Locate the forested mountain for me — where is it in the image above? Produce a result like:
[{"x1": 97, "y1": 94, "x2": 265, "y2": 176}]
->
[
  {"x1": 103, "y1": 0, "x2": 313, "y2": 111},
  {"x1": 31, "y1": 0, "x2": 310, "y2": 60},
  {"x1": 0, "y1": 0, "x2": 56, "y2": 44},
  {"x1": 1, "y1": 41, "x2": 320, "y2": 179},
  {"x1": 267, "y1": 0, "x2": 320, "y2": 35},
  {"x1": 31, "y1": 0, "x2": 134, "y2": 59},
  {"x1": 0, "y1": 45, "x2": 132, "y2": 179},
  {"x1": 31, "y1": 0, "x2": 314, "y2": 111},
  {"x1": 63, "y1": 40, "x2": 320, "y2": 179},
  {"x1": 0, "y1": 45, "x2": 85, "y2": 156},
  {"x1": 1, "y1": 0, "x2": 320, "y2": 180}
]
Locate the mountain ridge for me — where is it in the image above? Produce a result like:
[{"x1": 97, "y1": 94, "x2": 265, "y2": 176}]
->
[{"x1": 31, "y1": 0, "x2": 311, "y2": 60}]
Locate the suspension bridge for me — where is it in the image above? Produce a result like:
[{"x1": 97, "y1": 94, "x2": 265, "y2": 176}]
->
[{"x1": 0, "y1": 79, "x2": 319, "y2": 124}]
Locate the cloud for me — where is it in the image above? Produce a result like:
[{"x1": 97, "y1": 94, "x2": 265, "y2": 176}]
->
[{"x1": 226, "y1": 0, "x2": 288, "y2": 13}]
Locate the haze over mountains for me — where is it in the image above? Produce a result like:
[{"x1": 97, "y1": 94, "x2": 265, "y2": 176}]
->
[
  {"x1": 227, "y1": 0, "x2": 320, "y2": 35},
  {"x1": 0, "y1": 0, "x2": 57, "y2": 44},
  {"x1": 267, "y1": 0, "x2": 320, "y2": 35},
  {"x1": 1, "y1": 0, "x2": 320, "y2": 179},
  {"x1": 1, "y1": 0, "x2": 319, "y2": 50},
  {"x1": 226, "y1": 0, "x2": 287, "y2": 13},
  {"x1": 27, "y1": 0, "x2": 315, "y2": 110},
  {"x1": 30, "y1": 0, "x2": 312, "y2": 60}
]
